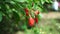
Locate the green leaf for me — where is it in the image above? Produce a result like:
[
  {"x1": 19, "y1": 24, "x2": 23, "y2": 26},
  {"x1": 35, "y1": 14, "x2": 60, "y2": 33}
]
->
[
  {"x1": 13, "y1": 0, "x2": 27, "y2": 2},
  {"x1": 13, "y1": 11, "x2": 20, "y2": 23},
  {"x1": 0, "y1": 12, "x2": 3, "y2": 22},
  {"x1": 33, "y1": 4, "x2": 37, "y2": 10},
  {"x1": 21, "y1": 25, "x2": 27, "y2": 30}
]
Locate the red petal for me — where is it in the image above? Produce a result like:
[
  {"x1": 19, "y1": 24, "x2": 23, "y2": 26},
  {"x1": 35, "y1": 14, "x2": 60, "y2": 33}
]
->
[{"x1": 24, "y1": 8, "x2": 29, "y2": 12}]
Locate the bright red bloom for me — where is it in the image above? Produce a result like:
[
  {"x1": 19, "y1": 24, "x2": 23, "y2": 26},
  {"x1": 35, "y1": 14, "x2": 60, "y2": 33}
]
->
[{"x1": 28, "y1": 17, "x2": 35, "y2": 27}]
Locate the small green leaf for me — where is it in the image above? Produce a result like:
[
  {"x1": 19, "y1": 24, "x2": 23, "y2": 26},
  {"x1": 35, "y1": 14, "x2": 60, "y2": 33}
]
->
[{"x1": 0, "y1": 12, "x2": 3, "y2": 22}]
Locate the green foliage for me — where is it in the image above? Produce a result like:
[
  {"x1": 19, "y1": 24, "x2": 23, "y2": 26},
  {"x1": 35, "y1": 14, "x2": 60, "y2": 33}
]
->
[{"x1": 0, "y1": 0, "x2": 52, "y2": 34}]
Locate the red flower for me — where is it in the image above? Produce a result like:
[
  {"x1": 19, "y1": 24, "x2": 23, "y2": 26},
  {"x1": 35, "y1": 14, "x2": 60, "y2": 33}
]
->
[
  {"x1": 35, "y1": 17, "x2": 38, "y2": 23},
  {"x1": 24, "y1": 8, "x2": 29, "y2": 16},
  {"x1": 35, "y1": 10, "x2": 40, "y2": 16},
  {"x1": 28, "y1": 17, "x2": 35, "y2": 27}
]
